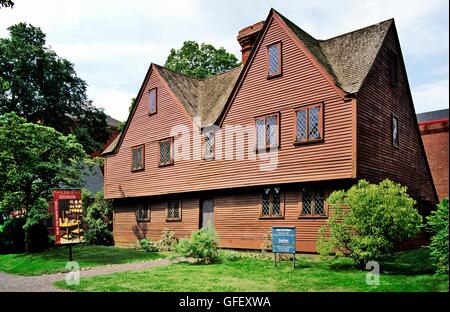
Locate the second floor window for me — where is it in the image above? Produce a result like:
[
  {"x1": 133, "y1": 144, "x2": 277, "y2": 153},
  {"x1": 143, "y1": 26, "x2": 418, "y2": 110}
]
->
[
  {"x1": 267, "y1": 42, "x2": 282, "y2": 77},
  {"x1": 159, "y1": 138, "x2": 174, "y2": 166},
  {"x1": 300, "y1": 188, "x2": 326, "y2": 217},
  {"x1": 204, "y1": 131, "x2": 215, "y2": 160},
  {"x1": 261, "y1": 187, "x2": 283, "y2": 218},
  {"x1": 131, "y1": 145, "x2": 144, "y2": 171},
  {"x1": 294, "y1": 103, "x2": 323, "y2": 144},
  {"x1": 167, "y1": 199, "x2": 181, "y2": 221},
  {"x1": 255, "y1": 113, "x2": 279, "y2": 151},
  {"x1": 149, "y1": 88, "x2": 157, "y2": 114}
]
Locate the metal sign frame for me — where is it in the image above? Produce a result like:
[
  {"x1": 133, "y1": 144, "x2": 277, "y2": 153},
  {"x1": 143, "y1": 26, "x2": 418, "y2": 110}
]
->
[{"x1": 272, "y1": 226, "x2": 296, "y2": 268}]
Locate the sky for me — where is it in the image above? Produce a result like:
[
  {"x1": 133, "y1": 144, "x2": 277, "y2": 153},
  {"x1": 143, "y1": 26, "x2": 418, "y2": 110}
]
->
[{"x1": 0, "y1": 0, "x2": 448, "y2": 121}]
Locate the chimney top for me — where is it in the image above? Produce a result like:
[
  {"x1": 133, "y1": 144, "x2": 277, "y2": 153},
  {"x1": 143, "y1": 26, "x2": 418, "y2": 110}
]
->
[{"x1": 237, "y1": 21, "x2": 265, "y2": 64}]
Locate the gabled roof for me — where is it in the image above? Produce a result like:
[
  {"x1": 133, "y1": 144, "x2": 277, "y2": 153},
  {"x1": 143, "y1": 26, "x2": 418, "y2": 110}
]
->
[
  {"x1": 417, "y1": 109, "x2": 449, "y2": 123},
  {"x1": 103, "y1": 8, "x2": 396, "y2": 155},
  {"x1": 278, "y1": 11, "x2": 393, "y2": 93}
]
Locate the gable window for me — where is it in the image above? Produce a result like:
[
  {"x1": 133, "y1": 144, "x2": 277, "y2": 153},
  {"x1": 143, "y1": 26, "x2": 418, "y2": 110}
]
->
[
  {"x1": 255, "y1": 113, "x2": 279, "y2": 151},
  {"x1": 203, "y1": 130, "x2": 215, "y2": 160},
  {"x1": 136, "y1": 202, "x2": 150, "y2": 222},
  {"x1": 389, "y1": 51, "x2": 399, "y2": 86},
  {"x1": 267, "y1": 42, "x2": 282, "y2": 78},
  {"x1": 131, "y1": 145, "x2": 144, "y2": 171},
  {"x1": 149, "y1": 88, "x2": 157, "y2": 114},
  {"x1": 294, "y1": 103, "x2": 323, "y2": 144},
  {"x1": 167, "y1": 199, "x2": 181, "y2": 221},
  {"x1": 299, "y1": 188, "x2": 327, "y2": 218},
  {"x1": 392, "y1": 114, "x2": 399, "y2": 148},
  {"x1": 159, "y1": 138, "x2": 174, "y2": 166},
  {"x1": 260, "y1": 187, "x2": 284, "y2": 218}
]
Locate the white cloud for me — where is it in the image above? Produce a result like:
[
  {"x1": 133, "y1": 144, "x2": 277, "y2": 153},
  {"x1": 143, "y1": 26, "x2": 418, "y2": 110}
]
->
[
  {"x1": 413, "y1": 79, "x2": 449, "y2": 113},
  {"x1": 88, "y1": 88, "x2": 134, "y2": 121}
]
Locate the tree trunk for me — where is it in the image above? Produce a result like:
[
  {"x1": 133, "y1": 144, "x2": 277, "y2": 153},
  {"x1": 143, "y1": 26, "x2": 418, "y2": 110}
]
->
[{"x1": 24, "y1": 228, "x2": 31, "y2": 254}]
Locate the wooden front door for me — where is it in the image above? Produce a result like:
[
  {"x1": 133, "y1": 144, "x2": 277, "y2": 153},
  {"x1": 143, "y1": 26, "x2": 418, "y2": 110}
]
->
[{"x1": 200, "y1": 198, "x2": 214, "y2": 229}]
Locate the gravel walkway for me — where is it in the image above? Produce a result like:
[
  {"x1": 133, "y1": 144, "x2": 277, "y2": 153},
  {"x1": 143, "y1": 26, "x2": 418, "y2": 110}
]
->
[{"x1": 0, "y1": 257, "x2": 189, "y2": 292}]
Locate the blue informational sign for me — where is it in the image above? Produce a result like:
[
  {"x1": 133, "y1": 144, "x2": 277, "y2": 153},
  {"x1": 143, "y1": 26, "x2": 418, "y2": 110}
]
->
[{"x1": 272, "y1": 226, "x2": 296, "y2": 254}]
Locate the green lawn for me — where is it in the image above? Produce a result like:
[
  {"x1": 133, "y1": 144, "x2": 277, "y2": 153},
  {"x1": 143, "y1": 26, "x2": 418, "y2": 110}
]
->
[
  {"x1": 55, "y1": 248, "x2": 448, "y2": 292},
  {"x1": 0, "y1": 245, "x2": 164, "y2": 276}
]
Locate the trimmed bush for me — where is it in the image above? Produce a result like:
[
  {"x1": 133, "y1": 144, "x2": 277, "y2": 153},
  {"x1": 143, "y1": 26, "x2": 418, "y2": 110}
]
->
[
  {"x1": 427, "y1": 198, "x2": 449, "y2": 275},
  {"x1": 158, "y1": 228, "x2": 177, "y2": 251},
  {"x1": 176, "y1": 228, "x2": 220, "y2": 263},
  {"x1": 317, "y1": 179, "x2": 422, "y2": 267}
]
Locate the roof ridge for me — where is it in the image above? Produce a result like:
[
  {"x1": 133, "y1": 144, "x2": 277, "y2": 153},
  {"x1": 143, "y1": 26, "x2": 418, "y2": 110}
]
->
[
  {"x1": 155, "y1": 63, "x2": 242, "y2": 81},
  {"x1": 320, "y1": 18, "x2": 394, "y2": 42},
  {"x1": 203, "y1": 65, "x2": 242, "y2": 80}
]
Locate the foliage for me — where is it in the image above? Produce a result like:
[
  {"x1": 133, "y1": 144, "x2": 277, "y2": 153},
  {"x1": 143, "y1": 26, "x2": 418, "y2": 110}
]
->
[
  {"x1": 158, "y1": 228, "x2": 177, "y2": 251},
  {"x1": 0, "y1": 0, "x2": 13, "y2": 9},
  {"x1": 83, "y1": 191, "x2": 114, "y2": 246},
  {"x1": 261, "y1": 230, "x2": 272, "y2": 252},
  {"x1": 0, "y1": 217, "x2": 25, "y2": 253},
  {"x1": 176, "y1": 228, "x2": 220, "y2": 263},
  {"x1": 0, "y1": 23, "x2": 109, "y2": 154},
  {"x1": 165, "y1": 40, "x2": 240, "y2": 79},
  {"x1": 0, "y1": 113, "x2": 88, "y2": 252},
  {"x1": 136, "y1": 238, "x2": 160, "y2": 252},
  {"x1": 427, "y1": 198, "x2": 449, "y2": 275},
  {"x1": 317, "y1": 179, "x2": 422, "y2": 267}
]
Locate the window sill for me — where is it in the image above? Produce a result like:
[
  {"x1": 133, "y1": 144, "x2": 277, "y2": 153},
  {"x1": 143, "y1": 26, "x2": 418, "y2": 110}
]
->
[
  {"x1": 166, "y1": 219, "x2": 182, "y2": 222},
  {"x1": 299, "y1": 215, "x2": 328, "y2": 219},
  {"x1": 293, "y1": 139, "x2": 324, "y2": 146},
  {"x1": 259, "y1": 216, "x2": 285, "y2": 220},
  {"x1": 267, "y1": 73, "x2": 282, "y2": 80},
  {"x1": 255, "y1": 145, "x2": 280, "y2": 154},
  {"x1": 158, "y1": 162, "x2": 174, "y2": 168},
  {"x1": 148, "y1": 111, "x2": 157, "y2": 116},
  {"x1": 131, "y1": 168, "x2": 145, "y2": 172},
  {"x1": 137, "y1": 219, "x2": 150, "y2": 223}
]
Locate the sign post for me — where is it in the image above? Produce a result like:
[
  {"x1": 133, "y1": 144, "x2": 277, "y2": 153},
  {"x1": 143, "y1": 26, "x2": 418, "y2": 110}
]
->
[{"x1": 272, "y1": 226, "x2": 296, "y2": 268}]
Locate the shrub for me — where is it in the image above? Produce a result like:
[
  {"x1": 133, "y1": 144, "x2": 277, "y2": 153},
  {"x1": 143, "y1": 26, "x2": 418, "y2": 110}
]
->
[
  {"x1": 260, "y1": 230, "x2": 272, "y2": 252},
  {"x1": 176, "y1": 228, "x2": 220, "y2": 263},
  {"x1": 158, "y1": 228, "x2": 177, "y2": 251},
  {"x1": 83, "y1": 191, "x2": 114, "y2": 245},
  {"x1": 427, "y1": 198, "x2": 449, "y2": 275},
  {"x1": 0, "y1": 217, "x2": 25, "y2": 253},
  {"x1": 317, "y1": 179, "x2": 422, "y2": 267},
  {"x1": 136, "y1": 238, "x2": 160, "y2": 252}
]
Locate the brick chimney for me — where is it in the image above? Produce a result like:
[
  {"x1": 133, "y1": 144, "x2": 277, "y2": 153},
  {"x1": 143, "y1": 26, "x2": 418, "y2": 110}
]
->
[{"x1": 237, "y1": 21, "x2": 265, "y2": 64}]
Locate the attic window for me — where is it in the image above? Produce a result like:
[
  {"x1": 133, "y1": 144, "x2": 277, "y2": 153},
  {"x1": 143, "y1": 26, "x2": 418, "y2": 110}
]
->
[
  {"x1": 392, "y1": 114, "x2": 399, "y2": 148},
  {"x1": 203, "y1": 130, "x2": 215, "y2": 160},
  {"x1": 131, "y1": 145, "x2": 144, "y2": 171},
  {"x1": 389, "y1": 51, "x2": 399, "y2": 86},
  {"x1": 267, "y1": 42, "x2": 282, "y2": 78},
  {"x1": 149, "y1": 88, "x2": 157, "y2": 114}
]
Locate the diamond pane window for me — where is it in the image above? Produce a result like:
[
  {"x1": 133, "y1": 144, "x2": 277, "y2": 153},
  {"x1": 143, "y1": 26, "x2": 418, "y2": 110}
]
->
[
  {"x1": 131, "y1": 145, "x2": 144, "y2": 171},
  {"x1": 309, "y1": 106, "x2": 320, "y2": 139},
  {"x1": 314, "y1": 191, "x2": 325, "y2": 216},
  {"x1": 267, "y1": 43, "x2": 281, "y2": 77},
  {"x1": 392, "y1": 115, "x2": 399, "y2": 147},
  {"x1": 136, "y1": 202, "x2": 150, "y2": 222},
  {"x1": 204, "y1": 131, "x2": 215, "y2": 160},
  {"x1": 159, "y1": 138, "x2": 173, "y2": 166},
  {"x1": 149, "y1": 88, "x2": 157, "y2": 114},
  {"x1": 294, "y1": 103, "x2": 323, "y2": 143},
  {"x1": 255, "y1": 114, "x2": 279, "y2": 150},
  {"x1": 167, "y1": 200, "x2": 181, "y2": 221},
  {"x1": 301, "y1": 189, "x2": 312, "y2": 215},
  {"x1": 296, "y1": 110, "x2": 307, "y2": 142},
  {"x1": 260, "y1": 187, "x2": 283, "y2": 218},
  {"x1": 300, "y1": 189, "x2": 327, "y2": 217}
]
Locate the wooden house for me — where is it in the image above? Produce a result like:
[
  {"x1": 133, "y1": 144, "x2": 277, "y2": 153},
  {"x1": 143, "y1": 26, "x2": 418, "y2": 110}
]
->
[{"x1": 102, "y1": 9, "x2": 437, "y2": 252}]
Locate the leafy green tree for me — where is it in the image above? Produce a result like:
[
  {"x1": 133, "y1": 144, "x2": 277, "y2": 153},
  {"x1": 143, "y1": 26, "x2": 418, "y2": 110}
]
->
[
  {"x1": 0, "y1": 112, "x2": 88, "y2": 252},
  {"x1": 427, "y1": 198, "x2": 449, "y2": 274},
  {"x1": 0, "y1": 0, "x2": 13, "y2": 9},
  {"x1": 82, "y1": 190, "x2": 113, "y2": 245},
  {"x1": 317, "y1": 179, "x2": 422, "y2": 267},
  {"x1": 165, "y1": 40, "x2": 240, "y2": 79},
  {"x1": 0, "y1": 23, "x2": 109, "y2": 154}
]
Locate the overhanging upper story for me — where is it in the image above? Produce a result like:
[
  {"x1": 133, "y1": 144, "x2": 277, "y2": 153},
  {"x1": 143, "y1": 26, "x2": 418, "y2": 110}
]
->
[{"x1": 102, "y1": 9, "x2": 437, "y2": 204}]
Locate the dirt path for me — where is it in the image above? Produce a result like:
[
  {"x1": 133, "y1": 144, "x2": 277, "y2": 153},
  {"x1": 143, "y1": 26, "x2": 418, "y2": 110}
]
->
[{"x1": 0, "y1": 257, "x2": 183, "y2": 292}]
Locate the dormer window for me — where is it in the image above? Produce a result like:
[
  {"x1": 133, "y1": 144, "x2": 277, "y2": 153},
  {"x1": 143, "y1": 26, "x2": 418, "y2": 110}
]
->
[
  {"x1": 149, "y1": 88, "x2": 157, "y2": 115},
  {"x1": 267, "y1": 42, "x2": 282, "y2": 78}
]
